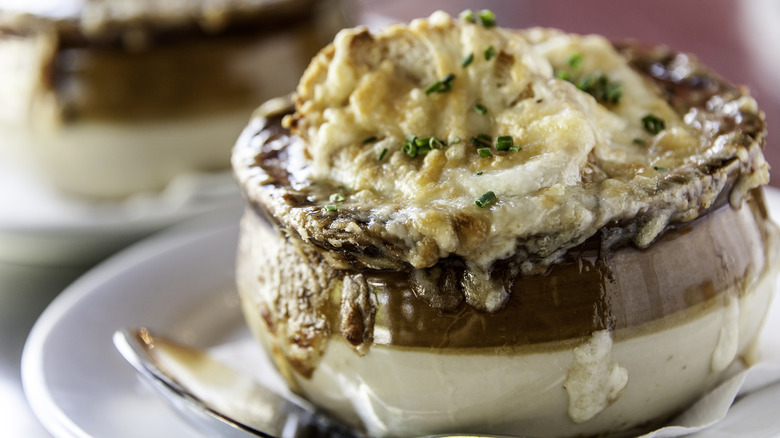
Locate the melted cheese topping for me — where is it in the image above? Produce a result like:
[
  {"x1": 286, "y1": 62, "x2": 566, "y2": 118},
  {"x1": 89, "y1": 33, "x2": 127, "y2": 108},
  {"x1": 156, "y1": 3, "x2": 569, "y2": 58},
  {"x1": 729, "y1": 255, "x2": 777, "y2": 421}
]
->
[{"x1": 284, "y1": 12, "x2": 766, "y2": 309}]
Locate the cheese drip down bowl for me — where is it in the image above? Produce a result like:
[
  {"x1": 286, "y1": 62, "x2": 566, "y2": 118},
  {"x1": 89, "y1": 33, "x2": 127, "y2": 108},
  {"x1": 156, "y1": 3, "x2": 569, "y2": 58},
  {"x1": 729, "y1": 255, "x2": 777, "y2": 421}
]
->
[{"x1": 232, "y1": 12, "x2": 779, "y2": 438}]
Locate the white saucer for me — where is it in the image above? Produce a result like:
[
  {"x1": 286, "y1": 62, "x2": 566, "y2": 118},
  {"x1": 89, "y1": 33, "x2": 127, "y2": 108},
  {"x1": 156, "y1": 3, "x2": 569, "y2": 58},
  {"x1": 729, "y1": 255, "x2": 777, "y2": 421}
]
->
[
  {"x1": 0, "y1": 156, "x2": 244, "y2": 266},
  {"x1": 21, "y1": 209, "x2": 252, "y2": 438},
  {"x1": 20, "y1": 189, "x2": 780, "y2": 438}
]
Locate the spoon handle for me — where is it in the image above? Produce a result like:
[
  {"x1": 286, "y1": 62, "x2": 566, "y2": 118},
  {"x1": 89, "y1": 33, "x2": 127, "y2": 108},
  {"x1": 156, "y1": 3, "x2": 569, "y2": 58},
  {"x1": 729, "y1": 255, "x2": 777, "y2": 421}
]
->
[{"x1": 113, "y1": 327, "x2": 360, "y2": 438}]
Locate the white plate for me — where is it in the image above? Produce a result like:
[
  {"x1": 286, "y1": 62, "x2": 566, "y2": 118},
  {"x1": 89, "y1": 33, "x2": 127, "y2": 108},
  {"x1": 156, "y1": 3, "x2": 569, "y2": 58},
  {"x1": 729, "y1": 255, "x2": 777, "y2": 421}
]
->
[
  {"x1": 0, "y1": 158, "x2": 244, "y2": 266},
  {"x1": 21, "y1": 189, "x2": 780, "y2": 438},
  {"x1": 21, "y1": 209, "x2": 252, "y2": 438}
]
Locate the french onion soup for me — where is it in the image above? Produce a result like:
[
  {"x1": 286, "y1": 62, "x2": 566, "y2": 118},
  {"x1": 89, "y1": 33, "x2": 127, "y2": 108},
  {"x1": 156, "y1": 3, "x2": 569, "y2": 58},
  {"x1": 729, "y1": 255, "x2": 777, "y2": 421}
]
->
[{"x1": 232, "y1": 11, "x2": 778, "y2": 437}]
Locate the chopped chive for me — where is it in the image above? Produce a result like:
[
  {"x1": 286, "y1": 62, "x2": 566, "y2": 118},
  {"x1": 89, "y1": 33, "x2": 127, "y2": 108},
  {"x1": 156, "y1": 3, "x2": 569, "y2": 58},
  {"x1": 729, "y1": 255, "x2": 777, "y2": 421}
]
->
[
  {"x1": 402, "y1": 135, "x2": 446, "y2": 157},
  {"x1": 402, "y1": 135, "x2": 418, "y2": 157},
  {"x1": 474, "y1": 103, "x2": 488, "y2": 115},
  {"x1": 416, "y1": 145, "x2": 432, "y2": 155},
  {"x1": 509, "y1": 145, "x2": 522, "y2": 152},
  {"x1": 559, "y1": 70, "x2": 622, "y2": 105},
  {"x1": 495, "y1": 135, "x2": 513, "y2": 151},
  {"x1": 642, "y1": 114, "x2": 665, "y2": 135},
  {"x1": 632, "y1": 138, "x2": 647, "y2": 146},
  {"x1": 461, "y1": 53, "x2": 474, "y2": 68},
  {"x1": 378, "y1": 147, "x2": 388, "y2": 160},
  {"x1": 429, "y1": 137, "x2": 445, "y2": 149},
  {"x1": 469, "y1": 134, "x2": 491, "y2": 148},
  {"x1": 362, "y1": 136, "x2": 378, "y2": 144},
  {"x1": 416, "y1": 137, "x2": 440, "y2": 149},
  {"x1": 484, "y1": 45, "x2": 496, "y2": 60},
  {"x1": 324, "y1": 205, "x2": 338, "y2": 212},
  {"x1": 449, "y1": 135, "x2": 462, "y2": 144},
  {"x1": 555, "y1": 70, "x2": 571, "y2": 81},
  {"x1": 653, "y1": 166, "x2": 669, "y2": 171},
  {"x1": 478, "y1": 9, "x2": 496, "y2": 27},
  {"x1": 460, "y1": 9, "x2": 476, "y2": 23},
  {"x1": 568, "y1": 53, "x2": 584, "y2": 70},
  {"x1": 477, "y1": 147, "x2": 493, "y2": 158},
  {"x1": 329, "y1": 193, "x2": 346, "y2": 203},
  {"x1": 475, "y1": 191, "x2": 497, "y2": 208},
  {"x1": 476, "y1": 171, "x2": 483, "y2": 175},
  {"x1": 469, "y1": 137, "x2": 488, "y2": 147},
  {"x1": 576, "y1": 74, "x2": 593, "y2": 91},
  {"x1": 425, "y1": 73, "x2": 456, "y2": 95},
  {"x1": 605, "y1": 82, "x2": 623, "y2": 103}
]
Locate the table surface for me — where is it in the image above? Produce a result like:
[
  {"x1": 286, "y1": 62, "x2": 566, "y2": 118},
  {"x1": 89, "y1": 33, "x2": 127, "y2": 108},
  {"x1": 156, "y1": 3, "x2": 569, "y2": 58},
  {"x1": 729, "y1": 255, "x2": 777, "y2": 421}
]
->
[{"x1": 3, "y1": 1, "x2": 779, "y2": 437}]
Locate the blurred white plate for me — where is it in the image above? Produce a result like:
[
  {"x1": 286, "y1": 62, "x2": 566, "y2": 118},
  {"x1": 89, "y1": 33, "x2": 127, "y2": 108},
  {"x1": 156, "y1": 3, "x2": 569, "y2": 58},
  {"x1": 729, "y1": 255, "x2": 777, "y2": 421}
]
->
[
  {"x1": 0, "y1": 158, "x2": 243, "y2": 266},
  {"x1": 20, "y1": 188, "x2": 780, "y2": 438}
]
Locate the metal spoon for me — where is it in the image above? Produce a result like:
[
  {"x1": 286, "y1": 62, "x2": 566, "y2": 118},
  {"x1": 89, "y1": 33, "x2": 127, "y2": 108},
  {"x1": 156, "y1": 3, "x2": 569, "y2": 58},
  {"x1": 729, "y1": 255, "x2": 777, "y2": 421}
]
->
[
  {"x1": 113, "y1": 327, "x2": 359, "y2": 438},
  {"x1": 114, "y1": 327, "x2": 522, "y2": 438}
]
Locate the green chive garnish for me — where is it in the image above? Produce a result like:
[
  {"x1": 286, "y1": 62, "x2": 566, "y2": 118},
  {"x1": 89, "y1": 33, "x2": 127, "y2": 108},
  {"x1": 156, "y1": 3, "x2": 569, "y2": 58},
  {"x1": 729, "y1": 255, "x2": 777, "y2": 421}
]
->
[
  {"x1": 568, "y1": 53, "x2": 583, "y2": 70},
  {"x1": 558, "y1": 70, "x2": 622, "y2": 105},
  {"x1": 429, "y1": 137, "x2": 444, "y2": 149},
  {"x1": 632, "y1": 138, "x2": 646, "y2": 146},
  {"x1": 402, "y1": 135, "x2": 446, "y2": 157},
  {"x1": 324, "y1": 205, "x2": 338, "y2": 212},
  {"x1": 460, "y1": 9, "x2": 476, "y2": 23},
  {"x1": 495, "y1": 135, "x2": 513, "y2": 151},
  {"x1": 577, "y1": 73, "x2": 622, "y2": 104},
  {"x1": 509, "y1": 145, "x2": 522, "y2": 152},
  {"x1": 474, "y1": 104, "x2": 488, "y2": 115},
  {"x1": 362, "y1": 136, "x2": 377, "y2": 144},
  {"x1": 449, "y1": 135, "x2": 462, "y2": 144},
  {"x1": 478, "y1": 9, "x2": 496, "y2": 27},
  {"x1": 476, "y1": 171, "x2": 483, "y2": 175},
  {"x1": 403, "y1": 135, "x2": 417, "y2": 157},
  {"x1": 577, "y1": 75, "x2": 593, "y2": 90},
  {"x1": 470, "y1": 134, "x2": 491, "y2": 148},
  {"x1": 477, "y1": 147, "x2": 493, "y2": 158},
  {"x1": 378, "y1": 148, "x2": 388, "y2": 160},
  {"x1": 475, "y1": 191, "x2": 497, "y2": 208},
  {"x1": 484, "y1": 45, "x2": 496, "y2": 60},
  {"x1": 462, "y1": 53, "x2": 474, "y2": 68},
  {"x1": 653, "y1": 166, "x2": 669, "y2": 171},
  {"x1": 642, "y1": 114, "x2": 665, "y2": 135},
  {"x1": 605, "y1": 82, "x2": 623, "y2": 104},
  {"x1": 329, "y1": 193, "x2": 346, "y2": 203},
  {"x1": 555, "y1": 70, "x2": 571, "y2": 81},
  {"x1": 425, "y1": 73, "x2": 456, "y2": 95}
]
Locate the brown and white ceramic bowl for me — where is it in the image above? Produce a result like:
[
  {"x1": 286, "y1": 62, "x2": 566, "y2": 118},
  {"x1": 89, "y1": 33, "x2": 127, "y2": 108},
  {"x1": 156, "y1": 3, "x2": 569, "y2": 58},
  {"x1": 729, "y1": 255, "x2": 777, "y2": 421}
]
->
[
  {"x1": 232, "y1": 14, "x2": 778, "y2": 438},
  {"x1": 0, "y1": 0, "x2": 349, "y2": 198}
]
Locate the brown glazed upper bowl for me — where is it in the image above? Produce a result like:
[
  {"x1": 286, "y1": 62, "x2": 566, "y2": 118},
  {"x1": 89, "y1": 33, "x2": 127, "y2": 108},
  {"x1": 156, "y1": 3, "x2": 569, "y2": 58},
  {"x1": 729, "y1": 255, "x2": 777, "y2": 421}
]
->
[{"x1": 232, "y1": 12, "x2": 779, "y2": 438}]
